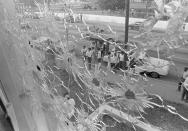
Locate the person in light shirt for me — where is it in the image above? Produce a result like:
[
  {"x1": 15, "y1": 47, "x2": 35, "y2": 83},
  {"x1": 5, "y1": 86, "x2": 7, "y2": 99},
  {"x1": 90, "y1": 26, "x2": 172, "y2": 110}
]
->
[
  {"x1": 64, "y1": 93, "x2": 76, "y2": 118},
  {"x1": 97, "y1": 48, "x2": 102, "y2": 70},
  {"x1": 81, "y1": 46, "x2": 87, "y2": 63},
  {"x1": 178, "y1": 67, "x2": 188, "y2": 91},
  {"x1": 107, "y1": 52, "x2": 111, "y2": 71},
  {"x1": 86, "y1": 48, "x2": 92, "y2": 70},
  {"x1": 137, "y1": 51, "x2": 146, "y2": 64},
  {"x1": 183, "y1": 68, "x2": 188, "y2": 79},
  {"x1": 182, "y1": 76, "x2": 188, "y2": 101}
]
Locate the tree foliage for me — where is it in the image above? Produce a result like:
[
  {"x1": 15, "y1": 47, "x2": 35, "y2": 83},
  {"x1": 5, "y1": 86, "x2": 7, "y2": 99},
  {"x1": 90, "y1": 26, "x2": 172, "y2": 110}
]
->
[
  {"x1": 97, "y1": 0, "x2": 127, "y2": 10},
  {"x1": 18, "y1": 0, "x2": 57, "y2": 6}
]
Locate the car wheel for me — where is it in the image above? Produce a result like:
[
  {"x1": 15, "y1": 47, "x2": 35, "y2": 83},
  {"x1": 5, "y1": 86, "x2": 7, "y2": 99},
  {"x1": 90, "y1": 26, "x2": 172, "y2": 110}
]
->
[
  {"x1": 140, "y1": 71, "x2": 148, "y2": 76},
  {"x1": 150, "y1": 72, "x2": 160, "y2": 78}
]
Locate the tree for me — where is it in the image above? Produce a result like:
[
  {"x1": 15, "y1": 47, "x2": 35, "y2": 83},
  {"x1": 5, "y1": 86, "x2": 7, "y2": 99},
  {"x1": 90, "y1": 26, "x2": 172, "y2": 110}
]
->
[
  {"x1": 18, "y1": 0, "x2": 54, "y2": 6},
  {"x1": 97, "y1": 0, "x2": 127, "y2": 10}
]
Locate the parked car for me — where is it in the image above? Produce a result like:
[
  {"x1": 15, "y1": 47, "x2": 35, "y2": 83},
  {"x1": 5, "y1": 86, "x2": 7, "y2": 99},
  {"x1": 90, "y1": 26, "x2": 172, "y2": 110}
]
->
[
  {"x1": 129, "y1": 22, "x2": 142, "y2": 31},
  {"x1": 134, "y1": 57, "x2": 170, "y2": 78}
]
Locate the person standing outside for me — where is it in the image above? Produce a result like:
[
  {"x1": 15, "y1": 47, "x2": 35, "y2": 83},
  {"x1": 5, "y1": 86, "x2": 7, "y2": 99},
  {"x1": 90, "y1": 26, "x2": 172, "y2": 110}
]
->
[
  {"x1": 80, "y1": 13, "x2": 83, "y2": 22},
  {"x1": 112, "y1": 52, "x2": 120, "y2": 72},
  {"x1": 137, "y1": 51, "x2": 146, "y2": 64},
  {"x1": 110, "y1": 50, "x2": 116, "y2": 69},
  {"x1": 107, "y1": 52, "x2": 111, "y2": 71},
  {"x1": 101, "y1": 42, "x2": 105, "y2": 57},
  {"x1": 91, "y1": 47, "x2": 96, "y2": 68},
  {"x1": 63, "y1": 93, "x2": 76, "y2": 119},
  {"x1": 182, "y1": 75, "x2": 188, "y2": 102},
  {"x1": 178, "y1": 67, "x2": 188, "y2": 91},
  {"x1": 86, "y1": 48, "x2": 92, "y2": 70},
  {"x1": 103, "y1": 41, "x2": 108, "y2": 55},
  {"x1": 124, "y1": 50, "x2": 129, "y2": 69},
  {"x1": 81, "y1": 46, "x2": 87, "y2": 63},
  {"x1": 97, "y1": 48, "x2": 102, "y2": 70},
  {"x1": 130, "y1": 8, "x2": 135, "y2": 17},
  {"x1": 119, "y1": 52, "x2": 125, "y2": 70}
]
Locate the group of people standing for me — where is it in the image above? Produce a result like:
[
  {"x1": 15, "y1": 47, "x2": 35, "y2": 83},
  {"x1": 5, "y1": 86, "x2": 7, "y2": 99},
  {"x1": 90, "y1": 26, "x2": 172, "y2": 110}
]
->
[
  {"x1": 81, "y1": 44, "x2": 129, "y2": 71},
  {"x1": 81, "y1": 45, "x2": 95, "y2": 70},
  {"x1": 105, "y1": 50, "x2": 128, "y2": 71},
  {"x1": 178, "y1": 67, "x2": 188, "y2": 102}
]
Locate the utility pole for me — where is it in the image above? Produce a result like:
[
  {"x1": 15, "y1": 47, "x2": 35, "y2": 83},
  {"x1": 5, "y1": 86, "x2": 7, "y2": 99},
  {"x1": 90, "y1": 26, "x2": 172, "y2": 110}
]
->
[{"x1": 125, "y1": 0, "x2": 130, "y2": 46}]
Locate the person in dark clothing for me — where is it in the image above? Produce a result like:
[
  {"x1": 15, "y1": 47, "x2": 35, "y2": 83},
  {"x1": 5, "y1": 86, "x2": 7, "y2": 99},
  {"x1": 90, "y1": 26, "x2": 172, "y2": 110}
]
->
[
  {"x1": 81, "y1": 46, "x2": 87, "y2": 63},
  {"x1": 129, "y1": 58, "x2": 136, "y2": 69},
  {"x1": 106, "y1": 43, "x2": 110, "y2": 55},
  {"x1": 101, "y1": 45, "x2": 105, "y2": 57},
  {"x1": 124, "y1": 52, "x2": 129, "y2": 69},
  {"x1": 178, "y1": 77, "x2": 185, "y2": 92},
  {"x1": 181, "y1": 87, "x2": 188, "y2": 101},
  {"x1": 110, "y1": 52, "x2": 116, "y2": 69},
  {"x1": 119, "y1": 52, "x2": 125, "y2": 70}
]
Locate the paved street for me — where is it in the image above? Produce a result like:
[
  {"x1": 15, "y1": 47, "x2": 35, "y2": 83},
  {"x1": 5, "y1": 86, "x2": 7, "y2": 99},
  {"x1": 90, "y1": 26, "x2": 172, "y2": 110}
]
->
[
  {"x1": 103, "y1": 62, "x2": 188, "y2": 106},
  {"x1": 78, "y1": 21, "x2": 188, "y2": 105},
  {"x1": 51, "y1": 19, "x2": 188, "y2": 106}
]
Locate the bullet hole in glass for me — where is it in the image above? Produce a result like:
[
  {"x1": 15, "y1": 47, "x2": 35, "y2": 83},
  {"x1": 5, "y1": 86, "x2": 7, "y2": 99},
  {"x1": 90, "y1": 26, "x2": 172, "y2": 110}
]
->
[{"x1": 36, "y1": 65, "x2": 41, "y2": 71}]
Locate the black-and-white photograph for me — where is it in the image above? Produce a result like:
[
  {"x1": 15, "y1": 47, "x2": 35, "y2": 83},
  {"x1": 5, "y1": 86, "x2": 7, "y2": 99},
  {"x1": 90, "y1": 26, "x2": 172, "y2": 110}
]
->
[{"x1": 0, "y1": 0, "x2": 188, "y2": 131}]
